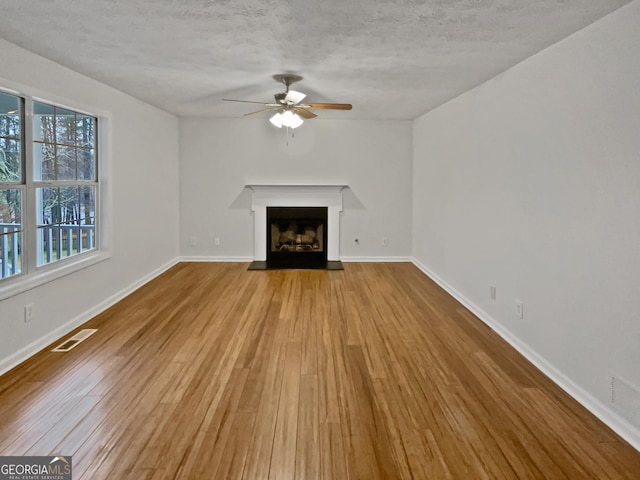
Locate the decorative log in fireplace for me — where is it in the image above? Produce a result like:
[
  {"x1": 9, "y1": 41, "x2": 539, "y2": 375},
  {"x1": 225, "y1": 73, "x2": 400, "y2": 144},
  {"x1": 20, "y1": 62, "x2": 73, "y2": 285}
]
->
[{"x1": 266, "y1": 207, "x2": 328, "y2": 269}]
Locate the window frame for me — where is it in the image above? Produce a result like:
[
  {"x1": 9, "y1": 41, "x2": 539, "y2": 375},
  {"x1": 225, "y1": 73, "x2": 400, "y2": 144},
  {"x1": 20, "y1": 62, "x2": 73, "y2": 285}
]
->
[
  {"x1": 0, "y1": 85, "x2": 110, "y2": 301},
  {"x1": 31, "y1": 99, "x2": 99, "y2": 267}
]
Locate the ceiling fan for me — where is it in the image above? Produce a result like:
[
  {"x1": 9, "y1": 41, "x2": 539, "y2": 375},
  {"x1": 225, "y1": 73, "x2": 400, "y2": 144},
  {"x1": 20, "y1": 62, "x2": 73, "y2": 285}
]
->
[{"x1": 223, "y1": 74, "x2": 352, "y2": 129}]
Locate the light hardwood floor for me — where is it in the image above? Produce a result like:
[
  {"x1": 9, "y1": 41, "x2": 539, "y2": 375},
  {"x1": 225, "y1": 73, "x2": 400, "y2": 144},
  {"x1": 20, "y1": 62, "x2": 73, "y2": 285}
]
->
[{"x1": 1, "y1": 262, "x2": 639, "y2": 479}]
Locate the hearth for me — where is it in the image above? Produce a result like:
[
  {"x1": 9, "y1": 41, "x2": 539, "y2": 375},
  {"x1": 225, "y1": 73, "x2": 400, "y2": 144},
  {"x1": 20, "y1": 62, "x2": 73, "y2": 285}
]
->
[{"x1": 266, "y1": 207, "x2": 327, "y2": 269}]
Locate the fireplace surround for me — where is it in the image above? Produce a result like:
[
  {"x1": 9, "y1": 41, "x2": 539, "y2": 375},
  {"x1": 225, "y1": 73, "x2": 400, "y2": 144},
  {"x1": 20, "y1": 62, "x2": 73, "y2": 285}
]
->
[{"x1": 247, "y1": 185, "x2": 346, "y2": 269}]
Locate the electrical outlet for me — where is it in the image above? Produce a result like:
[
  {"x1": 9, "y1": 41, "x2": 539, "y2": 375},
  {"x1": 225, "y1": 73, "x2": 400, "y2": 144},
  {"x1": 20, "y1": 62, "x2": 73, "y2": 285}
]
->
[
  {"x1": 515, "y1": 300, "x2": 524, "y2": 319},
  {"x1": 24, "y1": 303, "x2": 34, "y2": 323},
  {"x1": 190, "y1": 236, "x2": 197, "y2": 246},
  {"x1": 382, "y1": 237, "x2": 389, "y2": 247},
  {"x1": 490, "y1": 286, "x2": 496, "y2": 300},
  {"x1": 214, "y1": 237, "x2": 220, "y2": 246}
]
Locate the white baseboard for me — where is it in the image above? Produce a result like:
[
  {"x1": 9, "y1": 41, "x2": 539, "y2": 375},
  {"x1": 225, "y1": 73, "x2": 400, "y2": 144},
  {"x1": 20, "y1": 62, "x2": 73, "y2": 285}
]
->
[
  {"x1": 341, "y1": 256, "x2": 413, "y2": 262},
  {"x1": 180, "y1": 256, "x2": 254, "y2": 262},
  {"x1": 180, "y1": 256, "x2": 413, "y2": 263},
  {"x1": 0, "y1": 257, "x2": 180, "y2": 376},
  {"x1": 411, "y1": 257, "x2": 640, "y2": 452}
]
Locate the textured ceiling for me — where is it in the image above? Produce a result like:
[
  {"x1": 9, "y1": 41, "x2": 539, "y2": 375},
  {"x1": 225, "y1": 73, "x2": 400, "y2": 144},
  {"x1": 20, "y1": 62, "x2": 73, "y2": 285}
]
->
[{"x1": 0, "y1": 0, "x2": 633, "y2": 119}]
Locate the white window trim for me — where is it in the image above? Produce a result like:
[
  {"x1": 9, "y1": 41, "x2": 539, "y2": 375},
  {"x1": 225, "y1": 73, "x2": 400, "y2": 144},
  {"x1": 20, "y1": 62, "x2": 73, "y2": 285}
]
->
[{"x1": 0, "y1": 84, "x2": 112, "y2": 301}]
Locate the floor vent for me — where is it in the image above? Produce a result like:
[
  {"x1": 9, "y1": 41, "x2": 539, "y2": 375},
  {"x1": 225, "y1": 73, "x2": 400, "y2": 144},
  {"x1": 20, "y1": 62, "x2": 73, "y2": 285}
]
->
[
  {"x1": 52, "y1": 329, "x2": 98, "y2": 352},
  {"x1": 611, "y1": 374, "x2": 640, "y2": 428}
]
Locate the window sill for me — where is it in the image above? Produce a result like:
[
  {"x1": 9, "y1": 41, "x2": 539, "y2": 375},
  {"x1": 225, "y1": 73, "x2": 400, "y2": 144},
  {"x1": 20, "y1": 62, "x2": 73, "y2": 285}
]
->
[{"x1": 0, "y1": 251, "x2": 111, "y2": 301}]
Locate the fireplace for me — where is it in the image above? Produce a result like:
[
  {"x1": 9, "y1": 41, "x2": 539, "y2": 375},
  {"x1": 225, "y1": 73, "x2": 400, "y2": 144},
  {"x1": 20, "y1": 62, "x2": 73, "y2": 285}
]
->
[
  {"x1": 267, "y1": 207, "x2": 327, "y2": 269},
  {"x1": 247, "y1": 185, "x2": 346, "y2": 270}
]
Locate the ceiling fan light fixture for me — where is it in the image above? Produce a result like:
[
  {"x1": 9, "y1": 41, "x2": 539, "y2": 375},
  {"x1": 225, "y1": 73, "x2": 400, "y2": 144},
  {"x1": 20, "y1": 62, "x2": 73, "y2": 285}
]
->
[
  {"x1": 269, "y1": 111, "x2": 284, "y2": 128},
  {"x1": 289, "y1": 114, "x2": 304, "y2": 129},
  {"x1": 284, "y1": 90, "x2": 306, "y2": 105},
  {"x1": 281, "y1": 110, "x2": 304, "y2": 129}
]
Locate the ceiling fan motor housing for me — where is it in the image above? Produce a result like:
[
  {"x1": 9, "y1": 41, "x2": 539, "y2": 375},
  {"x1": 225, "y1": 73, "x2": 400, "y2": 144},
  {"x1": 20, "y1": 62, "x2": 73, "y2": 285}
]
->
[{"x1": 273, "y1": 73, "x2": 303, "y2": 90}]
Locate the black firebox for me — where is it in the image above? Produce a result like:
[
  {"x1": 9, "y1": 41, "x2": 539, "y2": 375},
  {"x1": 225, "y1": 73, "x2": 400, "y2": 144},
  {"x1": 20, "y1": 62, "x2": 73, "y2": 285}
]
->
[{"x1": 266, "y1": 207, "x2": 328, "y2": 269}]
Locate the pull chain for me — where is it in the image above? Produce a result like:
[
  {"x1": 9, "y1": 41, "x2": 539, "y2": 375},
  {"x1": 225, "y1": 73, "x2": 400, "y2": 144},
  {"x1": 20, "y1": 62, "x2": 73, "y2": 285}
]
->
[{"x1": 286, "y1": 126, "x2": 296, "y2": 147}]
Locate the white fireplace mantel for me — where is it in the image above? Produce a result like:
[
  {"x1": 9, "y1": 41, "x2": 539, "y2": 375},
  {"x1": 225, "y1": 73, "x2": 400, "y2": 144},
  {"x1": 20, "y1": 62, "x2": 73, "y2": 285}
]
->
[{"x1": 247, "y1": 185, "x2": 347, "y2": 261}]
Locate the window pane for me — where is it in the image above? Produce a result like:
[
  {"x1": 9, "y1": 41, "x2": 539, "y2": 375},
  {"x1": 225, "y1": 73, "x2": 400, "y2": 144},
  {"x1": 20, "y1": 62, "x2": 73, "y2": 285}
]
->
[
  {"x1": 76, "y1": 115, "x2": 95, "y2": 148},
  {"x1": 59, "y1": 186, "x2": 79, "y2": 222},
  {"x1": 0, "y1": 138, "x2": 22, "y2": 182},
  {"x1": 37, "y1": 186, "x2": 95, "y2": 265},
  {"x1": 0, "y1": 92, "x2": 21, "y2": 136},
  {"x1": 77, "y1": 147, "x2": 95, "y2": 180},
  {"x1": 37, "y1": 186, "x2": 61, "y2": 265},
  {"x1": 33, "y1": 102, "x2": 55, "y2": 143},
  {"x1": 0, "y1": 188, "x2": 22, "y2": 279},
  {"x1": 1, "y1": 92, "x2": 22, "y2": 184},
  {"x1": 56, "y1": 145, "x2": 76, "y2": 180},
  {"x1": 55, "y1": 108, "x2": 76, "y2": 146},
  {"x1": 80, "y1": 186, "x2": 96, "y2": 251},
  {"x1": 37, "y1": 186, "x2": 58, "y2": 226},
  {"x1": 34, "y1": 142, "x2": 56, "y2": 181}
]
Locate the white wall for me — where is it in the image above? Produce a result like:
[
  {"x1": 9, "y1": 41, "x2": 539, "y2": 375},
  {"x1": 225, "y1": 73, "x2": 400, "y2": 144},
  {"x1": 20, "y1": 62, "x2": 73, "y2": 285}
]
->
[
  {"x1": 413, "y1": 1, "x2": 640, "y2": 445},
  {"x1": 179, "y1": 118, "x2": 412, "y2": 260},
  {"x1": 0, "y1": 39, "x2": 180, "y2": 371}
]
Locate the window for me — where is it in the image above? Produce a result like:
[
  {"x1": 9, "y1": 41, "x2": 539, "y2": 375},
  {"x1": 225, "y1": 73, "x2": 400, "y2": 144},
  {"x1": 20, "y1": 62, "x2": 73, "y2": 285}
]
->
[
  {"x1": 0, "y1": 92, "x2": 23, "y2": 280},
  {"x1": 33, "y1": 101, "x2": 97, "y2": 266},
  {"x1": 0, "y1": 89, "x2": 100, "y2": 289}
]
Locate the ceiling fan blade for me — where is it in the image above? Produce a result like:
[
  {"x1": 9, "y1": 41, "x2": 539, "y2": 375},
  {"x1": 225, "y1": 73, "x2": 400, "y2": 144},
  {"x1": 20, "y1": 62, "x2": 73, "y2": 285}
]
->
[
  {"x1": 244, "y1": 107, "x2": 280, "y2": 117},
  {"x1": 223, "y1": 98, "x2": 269, "y2": 105},
  {"x1": 294, "y1": 107, "x2": 317, "y2": 119},
  {"x1": 305, "y1": 103, "x2": 353, "y2": 110}
]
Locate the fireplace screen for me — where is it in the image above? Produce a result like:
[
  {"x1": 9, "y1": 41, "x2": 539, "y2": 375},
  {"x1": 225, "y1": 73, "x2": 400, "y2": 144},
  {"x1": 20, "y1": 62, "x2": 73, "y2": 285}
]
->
[
  {"x1": 271, "y1": 222, "x2": 324, "y2": 252},
  {"x1": 266, "y1": 207, "x2": 328, "y2": 268}
]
